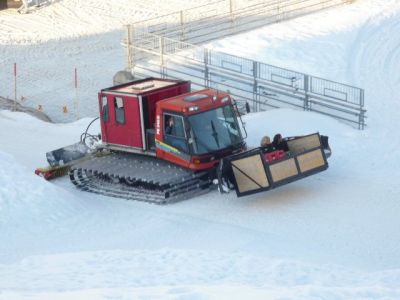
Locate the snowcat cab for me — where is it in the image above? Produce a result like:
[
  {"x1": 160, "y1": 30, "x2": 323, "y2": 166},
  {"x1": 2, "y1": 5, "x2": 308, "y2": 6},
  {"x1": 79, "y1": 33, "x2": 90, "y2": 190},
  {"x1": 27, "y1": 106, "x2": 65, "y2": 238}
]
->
[{"x1": 154, "y1": 89, "x2": 246, "y2": 171}]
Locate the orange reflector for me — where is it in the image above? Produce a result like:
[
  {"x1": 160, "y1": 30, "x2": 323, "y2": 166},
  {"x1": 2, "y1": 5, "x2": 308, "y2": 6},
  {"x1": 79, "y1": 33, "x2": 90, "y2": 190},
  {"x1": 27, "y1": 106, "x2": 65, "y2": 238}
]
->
[{"x1": 194, "y1": 159, "x2": 201, "y2": 164}]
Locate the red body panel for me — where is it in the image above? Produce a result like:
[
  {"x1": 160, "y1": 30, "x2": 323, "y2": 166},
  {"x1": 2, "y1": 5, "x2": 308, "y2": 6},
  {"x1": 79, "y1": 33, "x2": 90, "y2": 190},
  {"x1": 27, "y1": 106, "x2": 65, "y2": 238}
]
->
[
  {"x1": 158, "y1": 89, "x2": 231, "y2": 115},
  {"x1": 155, "y1": 89, "x2": 237, "y2": 171},
  {"x1": 99, "y1": 78, "x2": 190, "y2": 150},
  {"x1": 142, "y1": 84, "x2": 190, "y2": 130},
  {"x1": 99, "y1": 94, "x2": 142, "y2": 148}
]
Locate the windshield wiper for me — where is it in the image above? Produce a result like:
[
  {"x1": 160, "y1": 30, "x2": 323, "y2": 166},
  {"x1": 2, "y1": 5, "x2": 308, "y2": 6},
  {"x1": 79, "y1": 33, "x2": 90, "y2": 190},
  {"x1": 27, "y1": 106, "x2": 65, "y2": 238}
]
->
[
  {"x1": 192, "y1": 133, "x2": 212, "y2": 153},
  {"x1": 211, "y1": 120, "x2": 220, "y2": 148}
]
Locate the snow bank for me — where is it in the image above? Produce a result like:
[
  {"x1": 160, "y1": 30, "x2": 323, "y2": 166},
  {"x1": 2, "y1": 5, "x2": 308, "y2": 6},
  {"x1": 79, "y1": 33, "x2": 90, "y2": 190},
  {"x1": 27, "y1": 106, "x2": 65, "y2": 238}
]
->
[
  {"x1": 0, "y1": 150, "x2": 84, "y2": 220},
  {"x1": 209, "y1": 0, "x2": 400, "y2": 80},
  {"x1": 0, "y1": 249, "x2": 399, "y2": 300},
  {"x1": 0, "y1": 111, "x2": 101, "y2": 263},
  {"x1": 0, "y1": 110, "x2": 99, "y2": 168},
  {"x1": 0, "y1": 148, "x2": 93, "y2": 263}
]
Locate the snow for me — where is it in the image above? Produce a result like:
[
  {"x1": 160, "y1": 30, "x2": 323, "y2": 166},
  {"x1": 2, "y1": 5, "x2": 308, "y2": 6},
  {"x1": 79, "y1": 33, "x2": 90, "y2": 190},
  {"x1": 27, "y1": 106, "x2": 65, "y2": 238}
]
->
[{"x1": 1, "y1": 0, "x2": 400, "y2": 299}]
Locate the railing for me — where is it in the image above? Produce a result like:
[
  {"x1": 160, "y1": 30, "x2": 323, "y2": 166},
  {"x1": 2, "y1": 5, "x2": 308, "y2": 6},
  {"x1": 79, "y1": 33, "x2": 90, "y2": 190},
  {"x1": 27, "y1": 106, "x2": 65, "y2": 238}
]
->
[
  {"x1": 130, "y1": 0, "x2": 353, "y2": 45},
  {"x1": 126, "y1": 32, "x2": 366, "y2": 129},
  {"x1": 123, "y1": 0, "x2": 365, "y2": 129}
]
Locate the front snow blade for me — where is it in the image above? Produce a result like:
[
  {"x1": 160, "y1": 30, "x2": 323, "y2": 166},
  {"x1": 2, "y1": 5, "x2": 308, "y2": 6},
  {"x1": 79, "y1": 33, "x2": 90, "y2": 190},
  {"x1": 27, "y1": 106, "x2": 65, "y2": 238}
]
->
[
  {"x1": 46, "y1": 141, "x2": 90, "y2": 167},
  {"x1": 221, "y1": 133, "x2": 329, "y2": 197}
]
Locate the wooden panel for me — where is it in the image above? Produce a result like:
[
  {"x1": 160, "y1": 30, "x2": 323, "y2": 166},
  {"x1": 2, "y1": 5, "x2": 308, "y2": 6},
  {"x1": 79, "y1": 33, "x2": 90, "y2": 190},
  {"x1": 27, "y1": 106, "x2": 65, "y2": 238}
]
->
[
  {"x1": 231, "y1": 154, "x2": 269, "y2": 193},
  {"x1": 269, "y1": 158, "x2": 298, "y2": 182},
  {"x1": 297, "y1": 149, "x2": 326, "y2": 173},
  {"x1": 287, "y1": 133, "x2": 321, "y2": 155}
]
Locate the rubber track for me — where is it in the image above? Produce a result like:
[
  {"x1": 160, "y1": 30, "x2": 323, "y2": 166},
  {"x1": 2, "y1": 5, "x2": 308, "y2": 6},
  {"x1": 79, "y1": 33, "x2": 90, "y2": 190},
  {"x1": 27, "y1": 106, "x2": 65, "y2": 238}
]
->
[{"x1": 69, "y1": 152, "x2": 214, "y2": 204}]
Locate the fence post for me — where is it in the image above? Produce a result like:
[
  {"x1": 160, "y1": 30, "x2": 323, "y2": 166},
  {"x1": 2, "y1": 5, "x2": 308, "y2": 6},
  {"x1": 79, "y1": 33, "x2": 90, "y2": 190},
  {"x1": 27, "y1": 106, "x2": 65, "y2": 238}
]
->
[
  {"x1": 304, "y1": 74, "x2": 310, "y2": 111},
  {"x1": 253, "y1": 61, "x2": 259, "y2": 112},
  {"x1": 204, "y1": 48, "x2": 210, "y2": 87},
  {"x1": 276, "y1": 1, "x2": 281, "y2": 22},
  {"x1": 229, "y1": 0, "x2": 234, "y2": 29},
  {"x1": 159, "y1": 36, "x2": 165, "y2": 78},
  {"x1": 359, "y1": 89, "x2": 365, "y2": 129},
  {"x1": 126, "y1": 24, "x2": 134, "y2": 70},
  {"x1": 359, "y1": 110, "x2": 364, "y2": 130},
  {"x1": 180, "y1": 11, "x2": 185, "y2": 41}
]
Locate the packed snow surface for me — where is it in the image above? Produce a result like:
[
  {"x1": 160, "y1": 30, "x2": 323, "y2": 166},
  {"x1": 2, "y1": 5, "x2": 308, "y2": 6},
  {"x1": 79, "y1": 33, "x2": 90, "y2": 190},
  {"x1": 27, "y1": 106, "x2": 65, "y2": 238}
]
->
[{"x1": 1, "y1": 0, "x2": 400, "y2": 299}]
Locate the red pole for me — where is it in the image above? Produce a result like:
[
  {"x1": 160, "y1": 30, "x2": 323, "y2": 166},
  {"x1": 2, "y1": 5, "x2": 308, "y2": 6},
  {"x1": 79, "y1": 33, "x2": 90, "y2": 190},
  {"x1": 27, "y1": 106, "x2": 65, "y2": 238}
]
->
[{"x1": 13, "y1": 63, "x2": 17, "y2": 111}]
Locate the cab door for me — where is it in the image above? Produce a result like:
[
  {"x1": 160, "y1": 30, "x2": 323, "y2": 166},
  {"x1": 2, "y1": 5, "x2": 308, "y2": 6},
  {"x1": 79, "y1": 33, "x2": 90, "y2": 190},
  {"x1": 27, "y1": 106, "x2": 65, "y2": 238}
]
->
[
  {"x1": 99, "y1": 94, "x2": 109, "y2": 142},
  {"x1": 155, "y1": 112, "x2": 191, "y2": 168},
  {"x1": 163, "y1": 113, "x2": 189, "y2": 153},
  {"x1": 100, "y1": 94, "x2": 143, "y2": 149}
]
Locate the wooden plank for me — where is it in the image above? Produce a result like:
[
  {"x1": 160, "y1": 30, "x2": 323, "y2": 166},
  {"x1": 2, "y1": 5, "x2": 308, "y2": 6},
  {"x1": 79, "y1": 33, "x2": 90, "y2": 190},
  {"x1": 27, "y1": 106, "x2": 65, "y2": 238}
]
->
[
  {"x1": 297, "y1": 149, "x2": 326, "y2": 173},
  {"x1": 287, "y1": 133, "x2": 321, "y2": 155},
  {"x1": 231, "y1": 154, "x2": 269, "y2": 193},
  {"x1": 269, "y1": 158, "x2": 298, "y2": 182}
]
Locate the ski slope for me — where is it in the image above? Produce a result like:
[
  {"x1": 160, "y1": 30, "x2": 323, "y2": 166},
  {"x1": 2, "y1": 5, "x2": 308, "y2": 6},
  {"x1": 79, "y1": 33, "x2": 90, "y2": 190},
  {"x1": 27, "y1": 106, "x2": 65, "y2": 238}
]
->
[{"x1": 1, "y1": 1, "x2": 400, "y2": 299}]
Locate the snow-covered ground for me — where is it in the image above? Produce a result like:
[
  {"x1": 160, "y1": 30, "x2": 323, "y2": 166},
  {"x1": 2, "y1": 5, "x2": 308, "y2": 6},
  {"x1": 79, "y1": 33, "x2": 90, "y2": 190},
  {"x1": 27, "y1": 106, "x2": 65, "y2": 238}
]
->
[
  {"x1": 0, "y1": 0, "x2": 215, "y2": 122},
  {"x1": 1, "y1": 1, "x2": 400, "y2": 299}
]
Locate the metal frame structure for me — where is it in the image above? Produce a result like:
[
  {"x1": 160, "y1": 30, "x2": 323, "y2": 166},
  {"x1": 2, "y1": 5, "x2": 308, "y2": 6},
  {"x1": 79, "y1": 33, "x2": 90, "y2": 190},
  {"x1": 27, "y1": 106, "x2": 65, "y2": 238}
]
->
[
  {"x1": 131, "y1": 0, "x2": 354, "y2": 45},
  {"x1": 123, "y1": 0, "x2": 366, "y2": 129}
]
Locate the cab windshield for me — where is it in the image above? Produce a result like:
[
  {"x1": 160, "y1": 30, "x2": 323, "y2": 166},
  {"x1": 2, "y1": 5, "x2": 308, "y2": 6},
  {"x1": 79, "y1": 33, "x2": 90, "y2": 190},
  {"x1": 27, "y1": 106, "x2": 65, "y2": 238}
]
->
[{"x1": 188, "y1": 105, "x2": 242, "y2": 155}]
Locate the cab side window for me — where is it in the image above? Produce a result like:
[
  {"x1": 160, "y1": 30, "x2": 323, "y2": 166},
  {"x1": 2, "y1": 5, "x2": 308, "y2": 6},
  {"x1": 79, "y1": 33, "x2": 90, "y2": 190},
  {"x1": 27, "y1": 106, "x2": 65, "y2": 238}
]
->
[
  {"x1": 164, "y1": 114, "x2": 185, "y2": 137},
  {"x1": 101, "y1": 96, "x2": 109, "y2": 122},
  {"x1": 164, "y1": 114, "x2": 188, "y2": 153},
  {"x1": 114, "y1": 97, "x2": 125, "y2": 124}
]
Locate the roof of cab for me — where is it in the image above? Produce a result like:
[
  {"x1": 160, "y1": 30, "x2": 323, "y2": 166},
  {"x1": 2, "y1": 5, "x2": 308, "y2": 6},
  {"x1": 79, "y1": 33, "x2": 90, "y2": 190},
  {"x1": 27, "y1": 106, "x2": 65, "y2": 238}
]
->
[
  {"x1": 158, "y1": 89, "x2": 231, "y2": 114},
  {"x1": 101, "y1": 78, "x2": 189, "y2": 96}
]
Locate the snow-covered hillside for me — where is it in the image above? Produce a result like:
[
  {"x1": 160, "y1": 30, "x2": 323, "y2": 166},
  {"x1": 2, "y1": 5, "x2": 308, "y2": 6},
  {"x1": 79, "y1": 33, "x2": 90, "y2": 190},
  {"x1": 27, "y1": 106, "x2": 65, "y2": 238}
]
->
[{"x1": 1, "y1": 1, "x2": 400, "y2": 299}]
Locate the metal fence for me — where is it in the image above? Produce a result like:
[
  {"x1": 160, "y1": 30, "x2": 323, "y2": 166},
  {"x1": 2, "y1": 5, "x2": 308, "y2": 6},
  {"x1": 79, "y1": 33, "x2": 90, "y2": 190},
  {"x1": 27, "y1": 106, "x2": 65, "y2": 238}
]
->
[
  {"x1": 0, "y1": 33, "x2": 124, "y2": 122},
  {"x1": 123, "y1": 0, "x2": 365, "y2": 129},
  {"x1": 130, "y1": 0, "x2": 354, "y2": 45},
  {"x1": 126, "y1": 32, "x2": 366, "y2": 129}
]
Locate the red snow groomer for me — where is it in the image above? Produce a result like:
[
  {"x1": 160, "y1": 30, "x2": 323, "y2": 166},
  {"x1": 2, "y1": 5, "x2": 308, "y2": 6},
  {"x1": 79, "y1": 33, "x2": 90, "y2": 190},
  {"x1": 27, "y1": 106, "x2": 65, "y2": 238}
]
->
[{"x1": 38, "y1": 77, "x2": 331, "y2": 203}]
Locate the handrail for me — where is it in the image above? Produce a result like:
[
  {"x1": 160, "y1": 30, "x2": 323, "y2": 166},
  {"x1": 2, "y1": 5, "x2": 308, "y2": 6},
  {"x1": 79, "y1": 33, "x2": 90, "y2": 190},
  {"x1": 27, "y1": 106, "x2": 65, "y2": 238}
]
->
[{"x1": 124, "y1": 0, "x2": 365, "y2": 129}]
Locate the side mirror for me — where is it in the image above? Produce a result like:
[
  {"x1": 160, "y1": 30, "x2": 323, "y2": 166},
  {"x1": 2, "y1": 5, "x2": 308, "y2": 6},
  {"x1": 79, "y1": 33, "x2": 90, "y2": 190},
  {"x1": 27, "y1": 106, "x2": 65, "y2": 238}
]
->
[{"x1": 245, "y1": 102, "x2": 250, "y2": 113}]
